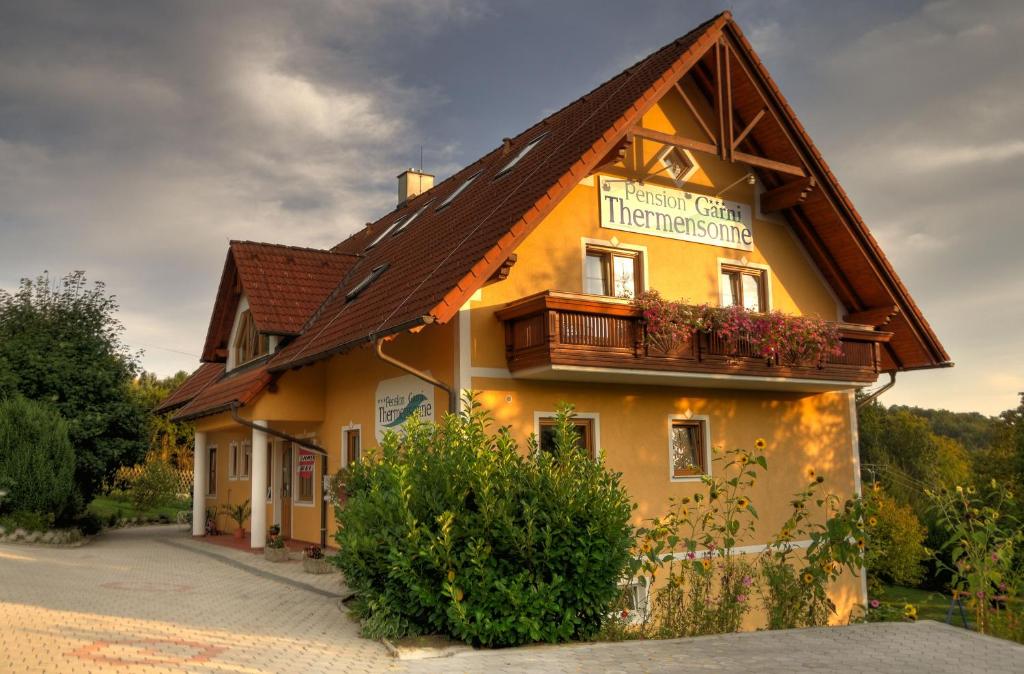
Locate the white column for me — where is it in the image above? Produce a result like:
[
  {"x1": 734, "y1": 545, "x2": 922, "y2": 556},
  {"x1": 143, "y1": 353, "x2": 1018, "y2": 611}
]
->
[
  {"x1": 250, "y1": 420, "x2": 269, "y2": 548},
  {"x1": 192, "y1": 431, "x2": 207, "y2": 536}
]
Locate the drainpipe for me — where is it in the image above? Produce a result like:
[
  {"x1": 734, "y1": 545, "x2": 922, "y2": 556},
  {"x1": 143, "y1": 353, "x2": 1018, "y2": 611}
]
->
[
  {"x1": 230, "y1": 403, "x2": 330, "y2": 547},
  {"x1": 857, "y1": 372, "x2": 896, "y2": 410},
  {"x1": 374, "y1": 334, "x2": 458, "y2": 414}
]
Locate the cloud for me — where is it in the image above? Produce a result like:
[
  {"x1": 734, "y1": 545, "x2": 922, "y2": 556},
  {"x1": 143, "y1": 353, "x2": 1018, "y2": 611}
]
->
[{"x1": 0, "y1": 0, "x2": 481, "y2": 377}]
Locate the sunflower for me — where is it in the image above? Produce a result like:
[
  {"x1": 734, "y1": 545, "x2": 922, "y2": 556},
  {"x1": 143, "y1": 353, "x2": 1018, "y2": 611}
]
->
[
  {"x1": 701, "y1": 558, "x2": 712, "y2": 570},
  {"x1": 903, "y1": 604, "x2": 917, "y2": 620},
  {"x1": 806, "y1": 468, "x2": 816, "y2": 480},
  {"x1": 754, "y1": 438, "x2": 767, "y2": 450},
  {"x1": 737, "y1": 497, "x2": 750, "y2": 509},
  {"x1": 868, "y1": 516, "x2": 878, "y2": 527},
  {"x1": 802, "y1": 572, "x2": 814, "y2": 585},
  {"x1": 856, "y1": 538, "x2": 866, "y2": 550}
]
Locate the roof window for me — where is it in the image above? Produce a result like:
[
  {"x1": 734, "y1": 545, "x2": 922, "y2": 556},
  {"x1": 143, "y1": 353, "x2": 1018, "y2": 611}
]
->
[
  {"x1": 392, "y1": 199, "x2": 433, "y2": 236},
  {"x1": 345, "y1": 264, "x2": 389, "y2": 302},
  {"x1": 436, "y1": 171, "x2": 482, "y2": 211},
  {"x1": 496, "y1": 133, "x2": 548, "y2": 177},
  {"x1": 366, "y1": 218, "x2": 406, "y2": 250}
]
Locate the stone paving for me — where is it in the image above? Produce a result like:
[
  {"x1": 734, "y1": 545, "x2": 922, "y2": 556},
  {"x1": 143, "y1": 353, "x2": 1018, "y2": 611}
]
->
[{"x1": 3, "y1": 525, "x2": 1023, "y2": 673}]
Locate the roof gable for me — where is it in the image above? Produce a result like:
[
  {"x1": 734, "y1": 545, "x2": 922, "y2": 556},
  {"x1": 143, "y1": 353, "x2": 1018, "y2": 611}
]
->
[{"x1": 201, "y1": 241, "x2": 356, "y2": 362}]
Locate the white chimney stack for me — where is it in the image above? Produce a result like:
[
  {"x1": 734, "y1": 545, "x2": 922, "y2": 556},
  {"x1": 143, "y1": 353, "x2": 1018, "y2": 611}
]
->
[{"x1": 397, "y1": 168, "x2": 434, "y2": 206}]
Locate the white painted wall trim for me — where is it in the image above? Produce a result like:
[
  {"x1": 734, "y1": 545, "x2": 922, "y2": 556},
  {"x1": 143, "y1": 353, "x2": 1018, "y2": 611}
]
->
[
  {"x1": 667, "y1": 413, "x2": 712, "y2": 483},
  {"x1": 532, "y1": 410, "x2": 602, "y2": 461},
  {"x1": 659, "y1": 538, "x2": 813, "y2": 560}
]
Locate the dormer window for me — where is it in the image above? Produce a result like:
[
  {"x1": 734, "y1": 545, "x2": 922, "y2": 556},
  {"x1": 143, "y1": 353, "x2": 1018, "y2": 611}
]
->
[{"x1": 233, "y1": 309, "x2": 269, "y2": 365}]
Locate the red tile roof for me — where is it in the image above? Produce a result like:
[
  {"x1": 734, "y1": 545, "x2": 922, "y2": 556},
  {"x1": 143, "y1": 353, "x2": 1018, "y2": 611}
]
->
[
  {"x1": 154, "y1": 362, "x2": 224, "y2": 414},
  {"x1": 169, "y1": 10, "x2": 950, "y2": 419},
  {"x1": 172, "y1": 363, "x2": 271, "y2": 422}
]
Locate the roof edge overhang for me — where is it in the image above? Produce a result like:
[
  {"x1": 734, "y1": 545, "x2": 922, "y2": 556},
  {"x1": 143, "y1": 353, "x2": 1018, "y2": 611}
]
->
[{"x1": 268, "y1": 315, "x2": 429, "y2": 374}]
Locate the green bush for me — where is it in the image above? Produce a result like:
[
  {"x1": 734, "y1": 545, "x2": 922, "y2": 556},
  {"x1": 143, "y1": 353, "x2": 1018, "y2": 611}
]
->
[
  {"x1": 334, "y1": 398, "x2": 635, "y2": 647},
  {"x1": 864, "y1": 485, "x2": 929, "y2": 590},
  {"x1": 0, "y1": 397, "x2": 77, "y2": 522},
  {"x1": 130, "y1": 459, "x2": 179, "y2": 510},
  {"x1": 74, "y1": 510, "x2": 104, "y2": 536}
]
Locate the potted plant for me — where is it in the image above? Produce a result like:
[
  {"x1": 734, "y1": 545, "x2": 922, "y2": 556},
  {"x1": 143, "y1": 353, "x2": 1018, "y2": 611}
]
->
[
  {"x1": 302, "y1": 544, "x2": 334, "y2": 574},
  {"x1": 264, "y1": 525, "x2": 289, "y2": 562},
  {"x1": 204, "y1": 506, "x2": 219, "y2": 536},
  {"x1": 221, "y1": 499, "x2": 251, "y2": 539}
]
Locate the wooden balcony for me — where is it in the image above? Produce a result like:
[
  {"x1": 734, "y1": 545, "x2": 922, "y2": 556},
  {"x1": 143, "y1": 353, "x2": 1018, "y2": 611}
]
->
[{"x1": 494, "y1": 291, "x2": 892, "y2": 392}]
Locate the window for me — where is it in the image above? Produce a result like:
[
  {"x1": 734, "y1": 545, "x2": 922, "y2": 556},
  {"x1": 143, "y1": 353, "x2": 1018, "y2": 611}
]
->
[
  {"x1": 234, "y1": 309, "x2": 269, "y2": 365},
  {"x1": 241, "y1": 441, "x2": 251, "y2": 480},
  {"x1": 392, "y1": 200, "x2": 433, "y2": 236},
  {"x1": 207, "y1": 446, "x2": 217, "y2": 496},
  {"x1": 344, "y1": 428, "x2": 361, "y2": 468},
  {"x1": 366, "y1": 218, "x2": 405, "y2": 249},
  {"x1": 584, "y1": 246, "x2": 642, "y2": 298},
  {"x1": 537, "y1": 416, "x2": 596, "y2": 460},
  {"x1": 720, "y1": 265, "x2": 767, "y2": 313},
  {"x1": 436, "y1": 170, "x2": 482, "y2": 210},
  {"x1": 656, "y1": 145, "x2": 696, "y2": 187},
  {"x1": 296, "y1": 449, "x2": 315, "y2": 504},
  {"x1": 228, "y1": 442, "x2": 238, "y2": 480},
  {"x1": 670, "y1": 419, "x2": 708, "y2": 479},
  {"x1": 496, "y1": 133, "x2": 548, "y2": 177},
  {"x1": 345, "y1": 264, "x2": 389, "y2": 302}
]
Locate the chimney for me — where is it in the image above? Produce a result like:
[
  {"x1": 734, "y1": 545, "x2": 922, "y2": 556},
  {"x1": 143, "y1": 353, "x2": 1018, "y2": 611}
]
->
[{"x1": 397, "y1": 168, "x2": 434, "y2": 206}]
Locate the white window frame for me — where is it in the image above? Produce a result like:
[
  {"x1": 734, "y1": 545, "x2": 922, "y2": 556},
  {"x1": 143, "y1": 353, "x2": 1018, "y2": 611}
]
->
[
  {"x1": 717, "y1": 257, "x2": 772, "y2": 312},
  {"x1": 532, "y1": 411, "x2": 602, "y2": 462},
  {"x1": 667, "y1": 414, "x2": 712, "y2": 483},
  {"x1": 206, "y1": 446, "x2": 218, "y2": 498},
  {"x1": 341, "y1": 423, "x2": 362, "y2": 469},
  {"x1": 228, "y1": 441, "x2": 239, "y2": 480},
  {"x1": 293, "y1": 436, "x2": 318, "y2": 507},
  {"x1": 580, "y1": 237, "x2": 649, "y2": 299}
]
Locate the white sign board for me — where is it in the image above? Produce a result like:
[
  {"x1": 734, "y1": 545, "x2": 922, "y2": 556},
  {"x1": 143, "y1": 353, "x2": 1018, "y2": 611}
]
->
[
  {"x1": 598, "y1": 176, "x2": 753, "y2": 251},
  {"x1": 374, "y1": 374, "x2": 435, "y2": 442}
]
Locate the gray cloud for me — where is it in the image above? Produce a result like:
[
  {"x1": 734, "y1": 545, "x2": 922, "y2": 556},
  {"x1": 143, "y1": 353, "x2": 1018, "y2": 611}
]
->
[{"x1": 0, "y1": 0, "x2": 1021, "y2": 414}]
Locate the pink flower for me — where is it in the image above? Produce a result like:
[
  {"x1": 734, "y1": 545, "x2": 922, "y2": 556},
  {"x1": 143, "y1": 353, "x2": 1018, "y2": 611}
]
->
[
  {"x1": 736, "y1": 594, "x2": 747, "y2": 603},
  {"x1": 870, "y1": 599, "x2": 880, "y2": 609},
  {"x1": 976, "y1": 591, "x2": 985, "y2": 599},
  {"x1": 991, "y1": 553, "x2": 999, "y2": 562},
  {"x1": 741, "y1": 575, "x2": 753, "y2": 587},
  {"x1": 686, "y1": 551, "x2": 696, "y2": 560},
  {"x1": 707, "y1": 542, "x2": 716, "y2": 552}
]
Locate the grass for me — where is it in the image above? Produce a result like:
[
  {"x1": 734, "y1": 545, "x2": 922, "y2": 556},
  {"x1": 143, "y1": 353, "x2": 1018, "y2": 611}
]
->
[
  {"x1": 87, "y1": 494, "x2": 190, "y2": 523},
  {"x1": 878, "y1": 584, "x2": 957, "y2": 623}
]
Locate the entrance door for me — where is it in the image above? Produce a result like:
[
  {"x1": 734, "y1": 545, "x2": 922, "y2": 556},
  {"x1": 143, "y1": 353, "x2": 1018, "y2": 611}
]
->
[{"x1": 281, "y1": 441, "x2": 292, "y2": 539}]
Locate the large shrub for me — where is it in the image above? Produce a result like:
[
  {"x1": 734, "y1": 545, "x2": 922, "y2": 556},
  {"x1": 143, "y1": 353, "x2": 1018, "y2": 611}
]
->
[
  {"x1": 334, "y1": 399, "x2": 635, "y2": 647},
  {"x1": 863, "y1": 485, "x2": 929, "y2": 590},
  {"x1": 0, "y1": 396, "x2": 77, "y2": 522},
  {"x1": 130, "y1": 458, "x2": 180, "y2": 510}
]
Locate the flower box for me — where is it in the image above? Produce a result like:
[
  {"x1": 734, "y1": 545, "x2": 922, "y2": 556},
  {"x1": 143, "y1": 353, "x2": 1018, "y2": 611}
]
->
[
  {"x1": 302, "y1": 556, "x2": 335, "y2": 574},
  {"x1": 264, "y1": 546, "x2": 290, "y2": 563}
]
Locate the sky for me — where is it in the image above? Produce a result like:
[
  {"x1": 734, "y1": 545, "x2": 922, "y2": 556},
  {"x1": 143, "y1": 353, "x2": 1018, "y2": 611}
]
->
[{"x1": 0, "y1": 0, "x2": 1021, "y2": 416}]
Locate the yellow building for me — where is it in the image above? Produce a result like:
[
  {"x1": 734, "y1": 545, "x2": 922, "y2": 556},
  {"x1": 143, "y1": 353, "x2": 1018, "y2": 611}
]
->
[{"x1": 158, "y1": 12, "x2": 949, "y2": 617}]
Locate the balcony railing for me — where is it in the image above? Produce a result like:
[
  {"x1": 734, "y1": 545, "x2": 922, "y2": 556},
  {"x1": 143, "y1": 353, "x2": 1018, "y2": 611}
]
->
[{"x1": 494, "y1": 291, "x2": 891, "y2": 387}]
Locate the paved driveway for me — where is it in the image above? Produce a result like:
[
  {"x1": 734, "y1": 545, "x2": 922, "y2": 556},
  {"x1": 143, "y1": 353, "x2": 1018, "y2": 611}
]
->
[{"x1": 3, "y1": 526, "x2": 1022, "y2": 673}]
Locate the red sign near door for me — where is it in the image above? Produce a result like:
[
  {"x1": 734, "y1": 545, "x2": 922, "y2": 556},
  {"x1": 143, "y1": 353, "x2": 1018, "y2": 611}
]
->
[{"x1": 297, "y1": 451, "x2": 315, "y2": 475}]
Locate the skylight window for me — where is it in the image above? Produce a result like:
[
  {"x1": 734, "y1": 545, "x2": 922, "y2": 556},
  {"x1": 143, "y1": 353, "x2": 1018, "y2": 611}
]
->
[
  {"x1": 345, "y1": 264, "x2": 388, "y2": 302},
  {"x1": 392, "y1": 199, "x2": 433, "y2": 236},
  {"x1": 496, "y1": 133, "x2": 548, "y2": 177},
  {"x1": 366, "y1": 218, "x2": 406, "y2": 250},
  {"x1": 436, "y1": 171, "x2": 482, "y2": 211}
]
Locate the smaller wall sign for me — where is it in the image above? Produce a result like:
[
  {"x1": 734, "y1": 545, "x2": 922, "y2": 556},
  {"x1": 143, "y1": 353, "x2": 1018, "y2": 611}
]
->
[
  {"x1": 375, "y1": 374, "x2": 435, "y2": 441},
  {"x1": 598, "y1": 176, "x2": 753, "y2": 251},
  {"x1": 297, "y1": 451, "x2": 315, "y2": 476}
]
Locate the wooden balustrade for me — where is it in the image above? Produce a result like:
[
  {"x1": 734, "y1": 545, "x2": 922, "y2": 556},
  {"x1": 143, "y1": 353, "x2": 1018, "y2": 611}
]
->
[{"x1": 494, "y1": 291, "x2": 891, "y2": 386}]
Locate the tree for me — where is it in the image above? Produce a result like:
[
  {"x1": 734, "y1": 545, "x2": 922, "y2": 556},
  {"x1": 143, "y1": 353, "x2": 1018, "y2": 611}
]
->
[
  {"x1": 0, "y1": 396, "x2": 77, "y2": 522},
  {"x1": 0, "y1": 271, "x2": 147, "y2": 506},
  {"x1": 132, "y1": 371, "x2": 194, "y2": 470}
]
